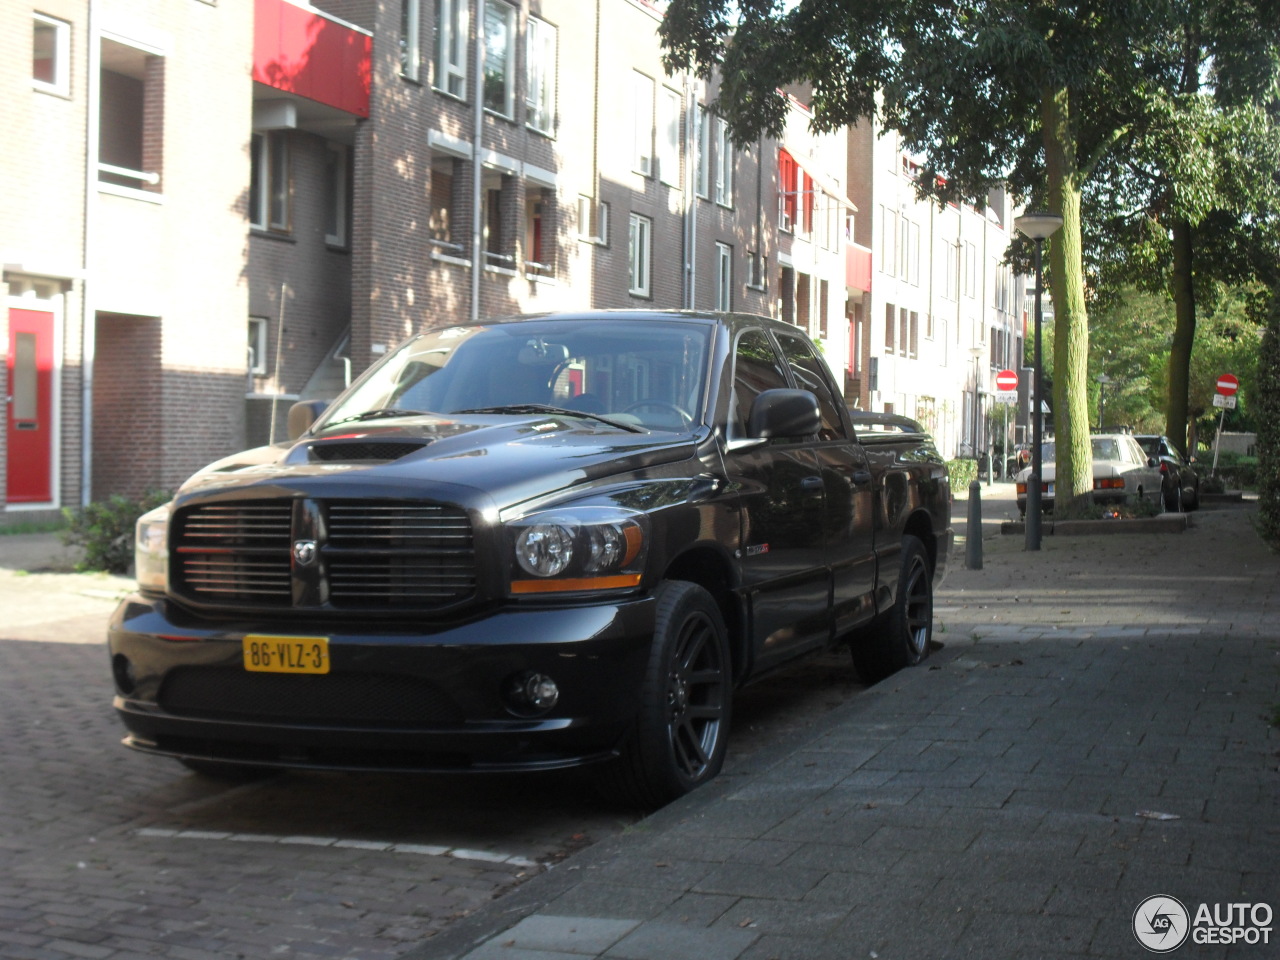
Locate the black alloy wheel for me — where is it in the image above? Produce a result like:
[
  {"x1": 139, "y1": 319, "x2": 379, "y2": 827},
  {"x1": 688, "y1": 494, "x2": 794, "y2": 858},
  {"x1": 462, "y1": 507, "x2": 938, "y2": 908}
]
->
[
  {"x1": 599, "y1": 580, "x2": 731, "y2": 808},
  {"x1": 852, "y1": 535, "x2": 933, "y2": 683}
]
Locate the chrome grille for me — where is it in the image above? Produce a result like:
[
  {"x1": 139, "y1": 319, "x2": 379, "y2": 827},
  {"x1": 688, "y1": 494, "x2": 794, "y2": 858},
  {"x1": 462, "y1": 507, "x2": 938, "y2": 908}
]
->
[
  {"x1": 325, "y1": 502, "x2": 476, "y2": 607},
  {"x1": 174, "y1": 502, "x2": 293, "y2": 605}
]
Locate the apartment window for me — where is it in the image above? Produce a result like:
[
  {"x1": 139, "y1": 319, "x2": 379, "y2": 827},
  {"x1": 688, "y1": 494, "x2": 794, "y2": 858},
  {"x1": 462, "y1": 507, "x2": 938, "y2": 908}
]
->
[
  {"x1": 482, "y1": 171, "x2": 514, "y2": 269},
  {"x1": 715, "y1": 243, "x2": 732, "y2": 311},
  {"x1": 632, "y1": 72, "x2": 654, "y2": 176},
  {"x1": 714, "y1": 118, "x2": 733, "y2": 207},
  {"x1": 658, "y1": 88, "x2": 681, "y2": 186},
  {"x1": 483, "y1": 0, "x2": 516, "y2": 117},
  {"x1": 576, "y1": 195, "x2": 609, "y2": 245},
  {"x1": 881, "y1": 207, "x2": 898, "y2": 276},
  {"x1": 248, "y1": 318, "x2": 269, "y2": 375},
  {"x1": 695, "y1": 103, "x2": 710, "y2": 198},
  {"x1": 943, "y1": 240, "x2": 959, "y2": 300},
  {"x1": 429, "y1": 155, "x2": 465, "y2": 256},
  {"x1": 525, "y1": 186, "x2": 555, "y2": 277},
  {"x1": 526, "y1": 17, "x2": 556, "y2": 134},
  {"x1": 779, "y1": 150, "x2": 797, "y2": 230},
  {"x1": 884, "y1": 303, "x2": 895, "y2": 352},
  {"x1": 899, "y1": 307, "x2": 908, "y2": 358},
  {"x1": 98, "y1": 38, "x2": 163, "y2": 192},
  {"x1": 798, "y1": 172, "x2": 813, "y2": 234},
  {"x1": 628, "y1": 213, "x2": 651, "y2": 296},
  {"x1": 33, "y1": 14, "x2": 70, "y2": 96},
  {"x1": 909, "y1": 311, "x2": 920, "y2": 358},
  {"x1": 324, "y1": 143, "x2": 349, "y2": 247},
  {"x1": 400, "y1": 0, "x2": 420, "y2": 80},
  {"x1": 963, "y1": 241, "x2": 977, "y2": 297},
  {"x1": 435, "y1": 0, "x2": 468, "y2": 98},
  {"x1": 745, "y1": 250, "x2": 765, "y2": 291},
  {"x1": 819, "y1": 279, "x2": 829, "y2": 337},
  {"x1": 249, "y1": 131, "x2": 290, "y2": 232}
]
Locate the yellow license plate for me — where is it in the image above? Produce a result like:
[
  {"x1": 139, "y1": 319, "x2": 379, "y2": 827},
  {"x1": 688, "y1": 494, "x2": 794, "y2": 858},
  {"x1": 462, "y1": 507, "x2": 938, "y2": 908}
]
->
[{"x1": 243, "y1": 635, "x2": 330, "y2": 674}]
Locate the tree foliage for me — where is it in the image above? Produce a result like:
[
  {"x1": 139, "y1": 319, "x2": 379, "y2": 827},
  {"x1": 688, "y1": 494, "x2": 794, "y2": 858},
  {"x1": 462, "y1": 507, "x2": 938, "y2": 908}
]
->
[{"x1": 660, "y1": 0, "x2": 1280, "y2": 518}]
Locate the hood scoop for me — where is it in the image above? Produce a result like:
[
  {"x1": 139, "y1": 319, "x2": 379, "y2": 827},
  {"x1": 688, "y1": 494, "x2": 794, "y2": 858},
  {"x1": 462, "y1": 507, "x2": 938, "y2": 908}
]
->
[{"x1": 307, "y1": 440, "x2": 428, "y2": 463}]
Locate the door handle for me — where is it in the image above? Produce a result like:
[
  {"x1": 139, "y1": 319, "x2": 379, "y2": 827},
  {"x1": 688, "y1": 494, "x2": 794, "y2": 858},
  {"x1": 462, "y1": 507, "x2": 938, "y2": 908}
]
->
[
  {"x1": 801, "y1": 476, "x2": 825, "y2": 496},
  {"x1": 852, "y1": 470, "x2": 873, "y2": 485}
]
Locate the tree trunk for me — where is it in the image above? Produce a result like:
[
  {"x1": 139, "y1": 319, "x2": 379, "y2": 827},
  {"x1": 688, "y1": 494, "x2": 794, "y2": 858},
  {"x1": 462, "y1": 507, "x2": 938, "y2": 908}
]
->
[
  {"x1": 1042, "y1": 87, "x2": 1093, "y2": 516},
  {"x1": 1166, "y1": 216, "x2": 1196, "y2": 455}
]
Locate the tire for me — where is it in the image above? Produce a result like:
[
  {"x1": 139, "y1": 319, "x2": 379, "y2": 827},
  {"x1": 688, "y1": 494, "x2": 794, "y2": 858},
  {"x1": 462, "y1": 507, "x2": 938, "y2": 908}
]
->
[
  {"x1": 1164, "y1": 481, "x2": 1182, "y2": 513},
  {"x1": 597, "y1": 581, "x2": 732, "y2": 809},
  {"x1": 851, "y1": 535, "x2": 933, "y2": 684},
  {"x1": 178, "y1": 757, "x2": 276, "y2": 782},
  {"x1": 1184, "y1": 481, "x2": 1199, "y2": 511}
]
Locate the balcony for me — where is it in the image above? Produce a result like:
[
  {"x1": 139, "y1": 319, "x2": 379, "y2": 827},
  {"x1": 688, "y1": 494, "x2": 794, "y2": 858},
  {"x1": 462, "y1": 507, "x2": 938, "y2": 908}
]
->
[
  {"x1": 253, "y1": 0, "x2": 370, "y2": 121},
  {"x1": 846, "y1": 242, "x2": 872, "y2": 293}
]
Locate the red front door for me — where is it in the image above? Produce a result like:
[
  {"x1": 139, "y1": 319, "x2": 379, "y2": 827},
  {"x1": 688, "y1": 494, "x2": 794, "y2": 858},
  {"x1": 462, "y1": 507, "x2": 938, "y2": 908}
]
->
[{"x1": 7, "y1": 308, "x2": 55, "y2": 504}]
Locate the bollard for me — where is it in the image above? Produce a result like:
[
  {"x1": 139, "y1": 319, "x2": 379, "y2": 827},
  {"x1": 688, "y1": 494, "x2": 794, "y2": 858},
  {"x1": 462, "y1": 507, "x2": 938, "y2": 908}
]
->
[{"x1": 965, "y1": 479, "x2": 983, "y2": 570}]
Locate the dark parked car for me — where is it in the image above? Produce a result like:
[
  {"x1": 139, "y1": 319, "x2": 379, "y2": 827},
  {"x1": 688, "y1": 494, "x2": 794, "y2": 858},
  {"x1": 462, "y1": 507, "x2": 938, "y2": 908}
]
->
[
  {"x1": 1134, "y1": 434, "x2": 1200, "y2": 511},
  {"x1": 109, "y1": 311, "x2": 951, "y2": 807}
]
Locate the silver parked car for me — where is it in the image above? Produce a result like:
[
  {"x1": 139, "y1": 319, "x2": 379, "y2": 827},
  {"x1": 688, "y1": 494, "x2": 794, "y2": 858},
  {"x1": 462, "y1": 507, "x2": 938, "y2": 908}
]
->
[{"x1": 1016, "y1": 433, "x2": 1164, "y2": 516}]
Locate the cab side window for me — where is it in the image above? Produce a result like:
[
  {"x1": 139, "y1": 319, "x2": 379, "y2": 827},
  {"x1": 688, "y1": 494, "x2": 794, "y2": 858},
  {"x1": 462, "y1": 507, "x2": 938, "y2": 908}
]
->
[
  {"x1": 730, "y1": 329, "x2": 789, "y2": 438},
  {"x1": 775, "y1": 332, "x2": 846, "y2": 440}
]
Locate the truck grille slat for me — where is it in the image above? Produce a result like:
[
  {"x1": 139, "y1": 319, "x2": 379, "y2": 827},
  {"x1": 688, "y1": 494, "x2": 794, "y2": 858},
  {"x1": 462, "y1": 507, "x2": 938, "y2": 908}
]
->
[{"x1": 170, "y1": 499, "x2": 477, "y2": 611}]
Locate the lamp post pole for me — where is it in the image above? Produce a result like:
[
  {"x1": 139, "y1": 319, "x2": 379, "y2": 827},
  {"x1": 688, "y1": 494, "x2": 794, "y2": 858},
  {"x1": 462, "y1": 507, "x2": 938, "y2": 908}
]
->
[
  {"x1": 1096, "y1": 373, "x2": 1111, "y2": 429},
  {"x1": 1015, "y1": 212, "x2": 1064, "y2": 552}
]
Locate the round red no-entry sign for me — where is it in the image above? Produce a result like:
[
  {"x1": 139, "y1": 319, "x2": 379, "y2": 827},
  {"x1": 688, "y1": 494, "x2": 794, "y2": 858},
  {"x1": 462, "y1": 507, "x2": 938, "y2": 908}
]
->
[
  {"x1": 995, "y1": 369, "x2": 1019, "y2": 392},
  {"x1": 1217, "y1": 373, "x2": 1239, "y2": 396}
]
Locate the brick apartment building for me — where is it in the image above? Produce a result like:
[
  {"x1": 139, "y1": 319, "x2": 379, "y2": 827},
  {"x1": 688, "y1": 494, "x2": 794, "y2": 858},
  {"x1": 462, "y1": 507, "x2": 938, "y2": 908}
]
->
[{"x1": 3, "y1": 0, "x2": 1021, "y2": 527}]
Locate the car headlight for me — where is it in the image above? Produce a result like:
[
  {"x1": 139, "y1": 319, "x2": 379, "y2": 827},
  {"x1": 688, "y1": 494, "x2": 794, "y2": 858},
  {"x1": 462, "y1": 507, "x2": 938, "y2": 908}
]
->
[
  {"x1": 507, "y1": 506, "x2": 647, "y2": 595},
  {"x1": 135, "y1": 503, "x2": 171, "y2": 593}
]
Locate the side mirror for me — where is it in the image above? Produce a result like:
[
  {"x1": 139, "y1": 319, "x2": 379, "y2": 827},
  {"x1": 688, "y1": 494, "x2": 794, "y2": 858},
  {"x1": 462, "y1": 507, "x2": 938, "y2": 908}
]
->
[
  {"x1": 1147, "y1": 457, "x2": 1158, "y2": 468},
  {"x1": 748, "y1": 389, "x2": 821, "y2": 439},
  {"x1": 288, "y1": 399, "x2": 330, "y2": 441}
]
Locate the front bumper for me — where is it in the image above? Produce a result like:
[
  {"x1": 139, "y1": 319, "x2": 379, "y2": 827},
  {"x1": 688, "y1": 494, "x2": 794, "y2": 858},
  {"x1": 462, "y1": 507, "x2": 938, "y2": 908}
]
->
[{"x1": 108, "y1": 593, "x2": 656, "y2": 773}]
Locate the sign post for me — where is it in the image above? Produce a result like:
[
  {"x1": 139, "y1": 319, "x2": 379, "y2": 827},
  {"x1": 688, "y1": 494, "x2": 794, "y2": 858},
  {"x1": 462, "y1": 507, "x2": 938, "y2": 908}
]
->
[
  {"x1": 1211, "y1": 374, "x2": 1239, "y2": 476},
  {"x1": 994, "y1": 370, "x2": 1018, "y2": 479}
]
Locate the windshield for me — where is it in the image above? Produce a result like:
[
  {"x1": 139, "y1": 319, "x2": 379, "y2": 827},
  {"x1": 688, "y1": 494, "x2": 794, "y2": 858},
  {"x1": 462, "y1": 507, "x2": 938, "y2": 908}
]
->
[
  {"x1": 1039, "y1": 438, "x2": 1126, "y2": 463},
  {"x1": 316, "y1": 319, "x2": 713, "y2": 434}
]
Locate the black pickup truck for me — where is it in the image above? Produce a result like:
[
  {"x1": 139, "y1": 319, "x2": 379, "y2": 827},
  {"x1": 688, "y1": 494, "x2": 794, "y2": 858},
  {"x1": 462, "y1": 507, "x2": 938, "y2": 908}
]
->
[{"x1": 109, "y1": 310, "x2": 951, "y2": 806}]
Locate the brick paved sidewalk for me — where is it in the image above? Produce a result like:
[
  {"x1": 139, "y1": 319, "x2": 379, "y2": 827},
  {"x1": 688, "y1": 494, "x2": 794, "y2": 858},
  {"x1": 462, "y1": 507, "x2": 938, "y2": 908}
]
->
[{"x1": 413, "y1": 500, "x2": 1280, "y2": 960}]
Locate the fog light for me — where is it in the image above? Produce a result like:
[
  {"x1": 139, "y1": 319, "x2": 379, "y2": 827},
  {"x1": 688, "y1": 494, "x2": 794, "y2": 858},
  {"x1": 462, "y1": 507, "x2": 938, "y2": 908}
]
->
[
  {"x1": 504, "y1": 671, "x2": 560, "y2": 717},
  {"x1": 112, "y1": 654, "x2": 137, "y2": 695}
]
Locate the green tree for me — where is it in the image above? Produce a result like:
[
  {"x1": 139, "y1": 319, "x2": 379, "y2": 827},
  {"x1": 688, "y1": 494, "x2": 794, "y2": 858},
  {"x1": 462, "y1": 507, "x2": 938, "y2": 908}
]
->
[
  {"x1": 1257, "y1": 288, "x2": 1280, "y2": 546},
  {"x1": 661, "y1": 0, "x2": 1280, "y2": 516},
  {"x1": 662, "y1": 1, "x2": 1144, "y2": 515},
  {"x1": 1084, "y1": 3, "x2": 1280, "y2": 452}
]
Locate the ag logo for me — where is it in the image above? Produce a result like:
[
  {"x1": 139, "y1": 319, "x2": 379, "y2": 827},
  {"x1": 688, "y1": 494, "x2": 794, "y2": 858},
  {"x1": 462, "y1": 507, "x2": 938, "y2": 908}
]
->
[
  {"x1": 1134, "y1": 895, "x2": 1190, "y2": 953},
  {"x1": 292, "y1": 540, "x2": 318, "y2": 566}
]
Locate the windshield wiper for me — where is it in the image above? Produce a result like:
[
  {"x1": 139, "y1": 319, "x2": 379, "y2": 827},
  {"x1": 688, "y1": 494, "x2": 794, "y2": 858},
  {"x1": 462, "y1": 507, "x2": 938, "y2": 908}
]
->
[
  {"x1": 326, "y1": 407, "x2": 428, "y2": 427},
  {"x1": 455, "y1": 404, "x2": 645, "y2": 433}
]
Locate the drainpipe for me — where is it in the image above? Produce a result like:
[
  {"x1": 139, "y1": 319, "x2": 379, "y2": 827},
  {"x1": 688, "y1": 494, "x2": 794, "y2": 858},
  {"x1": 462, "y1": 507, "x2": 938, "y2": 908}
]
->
[
  {"x1": 683, "y1": 76, "x2": 693, "y2": 308},
  {"x1": 81, "y1": 0, "x2": 100, "y2": 507},
  {"x1": 469, "y1": 5, "x2": 485, "y2": 321}
]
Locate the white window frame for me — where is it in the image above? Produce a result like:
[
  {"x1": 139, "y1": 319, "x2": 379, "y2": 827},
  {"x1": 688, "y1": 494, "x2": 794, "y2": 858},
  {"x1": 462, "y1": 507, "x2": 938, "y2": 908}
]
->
[
  {"x1": 525, "y1": 16, "x2": 556, "y2": 135},
  {"x1": 715, "y1": 242, "x2": 732, "y2": 311},
  {"x1": 33, "y1": 13, "x2": 71, "y2": 96},
  {"x1": 714, "y1": 118, "x2": 733, "y2": 207},
  {"x1": 249, "y1": 131, "x2": 290, "y2": 233},
  {"x1": 323, "y1": 142, "x2": 349, "y2": 247},
  {"x1": 248, "y1": 317, "x2": 269, "y2": 376},
  {"x1": 632, "y1": 72, "x2": 654, "y2": 177},
  {"x1": 658, "y1": 87, "x2": 681, "y2": 186},
  {"x1": 577, "y1": 195, "x2": 609, "y2": 245},
  {"x1": 628, "y1": 213, "x2": 651, "y2": 297},
  {"x1": 401, "y1": 0, "x2": 421, "y2": 81},
  {"x1": 483, "y1": 0, "x2": 516, "y2": 118},
  {"x1": 695, "y1": 104, "x2": 710, "y2": 198},
  {"x1": 435, "y1": 0, "x2": 468, "y2": 99}
]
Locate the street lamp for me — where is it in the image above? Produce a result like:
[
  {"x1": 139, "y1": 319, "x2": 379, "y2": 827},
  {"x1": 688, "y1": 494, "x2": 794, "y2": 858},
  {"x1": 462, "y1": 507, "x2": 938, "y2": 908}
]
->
[
  {"x1": 1096, "y1": 373, "x2": 1111, "y2": 429},
  {"x1": 970, "y1": 346, "x2": 986, "y2": 479},
  {"x1": 1015, "y1": 211, "x2": 1064, "y2": 551}
]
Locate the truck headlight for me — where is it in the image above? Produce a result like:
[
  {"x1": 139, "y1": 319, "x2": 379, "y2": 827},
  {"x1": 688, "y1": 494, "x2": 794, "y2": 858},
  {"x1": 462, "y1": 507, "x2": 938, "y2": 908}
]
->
[
  {"x1": 135, "y1": 503, "x2": 171, "y2": 593},
  {"x1": 507, "y1": 507, "x2": 647, "y2": 595}
]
